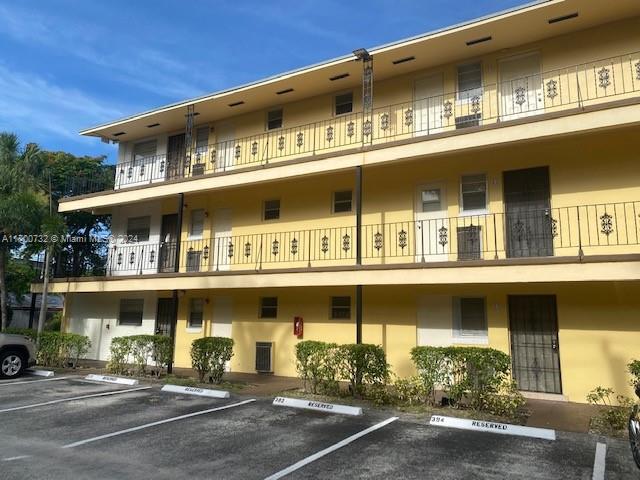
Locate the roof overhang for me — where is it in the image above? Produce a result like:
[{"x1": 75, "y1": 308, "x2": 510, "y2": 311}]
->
[{"x1": 80, "y1": 0, "x2": 640, "y2": 143}]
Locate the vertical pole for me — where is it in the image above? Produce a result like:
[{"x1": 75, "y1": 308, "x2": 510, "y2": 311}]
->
[
  {"x1": 174, "y1": 193, "x2": 184, "y2": 273},
  {"x1": 361, "y1": 57, "x2": 373, "y2": 145},
  {"x1": 184, "y1": 105, "x2": 195, "y2": 177},
  {"x1": 355, "y1": 166, "x2": 362, "y2": 266},
  {"x1": 168, "y1": 193, "x2": 184, "y2": 374},
  {"x1": 356, "y1": 285, "x2": 363, "y2": 344},
  {"x1": 168, "y1": 289, "x2": 178, "y2": 374}
]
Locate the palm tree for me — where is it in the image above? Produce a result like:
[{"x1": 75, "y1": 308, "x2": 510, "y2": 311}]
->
[{"x1": 0, "y1": 133, "x2": 45, "y2": 331}]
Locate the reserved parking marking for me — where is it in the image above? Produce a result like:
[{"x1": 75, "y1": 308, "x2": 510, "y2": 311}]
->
[
  {"x1": 430, "y1": 415, "x2": 556, "y2": 441},
  {"x1": 161, "y1": 384, "x2": 230, "y2": 399},
  {"x1": 62, "y1": 398, "x2": 256, "y2": 449},
  {"x1": 273, "y1": 396, "x2": 363, "y2": 416},
  {"x1": 27, "y1": 369, "x2": 55, "y2": 377},
  {"x1": 592, "y1": 442, "x2": 607, "y2": 480},
  {"x1": 0, "y1": 376, "x2": 72, "y2": 387},
  {"x1": 264, "y1": 416, "x2": 398, "y2": 480},
  {"x1": 0, "y1": 386, "x2": 152, "y2": 413},
  {"x1": 85, "y1": 374, "x2": 139, "y2": 386}
]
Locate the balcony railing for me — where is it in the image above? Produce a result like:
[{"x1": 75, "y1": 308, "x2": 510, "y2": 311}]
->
[
  {"x1": 62, "y1": 51, "x2": 640, "y2": 198},
  {"x1": 46, "y1": 201, "x2": 640, "y2": 279}
]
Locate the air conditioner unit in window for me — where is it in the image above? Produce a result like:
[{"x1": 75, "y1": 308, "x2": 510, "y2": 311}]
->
[{"x1": 255, "y1": 342, "x2": 273, "y2": 373}]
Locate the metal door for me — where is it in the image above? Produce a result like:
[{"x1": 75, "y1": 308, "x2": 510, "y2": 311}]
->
[
  {"x1": 155, "y1": 297, "x2": 175, "y2": 336},
  {"x1": 166, "y1": 133, "x2": 185, "y2": 180},
  {"x1": 159, "y1": 214, "x2": 178, "y2": 273}
]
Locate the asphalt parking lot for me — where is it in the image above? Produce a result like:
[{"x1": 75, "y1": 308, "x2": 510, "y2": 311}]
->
[{"x1": 0, "y1": 375, "x2": 638, "y2": 479}]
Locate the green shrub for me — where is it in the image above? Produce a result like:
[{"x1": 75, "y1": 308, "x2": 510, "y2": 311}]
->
[
  {"x1": 337, "y1": 344, "x2": 389, "y2": 397},
  {"x1": 411, "y1": 346, "x2": 516, "y2": 414},
  {"x1": 190, "y1": 337, "x2": 234, "y2": 383},
  {"x1": 295, "y1": 340, "x2": 339, "y2": 394},
  {"x1": 392, "y1": 375, "x2": 429, "y2": 406},
  {"x1": 3, "y1": 328, "x2": 90, "y2": 368},
  {"x1": 587, "y1": 386, "x2": 633, "y2": 432},
  {"x1": 628, "y1": 360, "x2": 640, "y2": 391},
  {"x1": 107, "y1": 335, "x2": 173, "y2": 376}
]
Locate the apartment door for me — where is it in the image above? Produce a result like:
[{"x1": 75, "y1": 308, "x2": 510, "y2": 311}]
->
[
  {"x1": 414, "y1": 74, "x2": 444, "y2": 136},
  {"x1": 509, "y1": 295, "x2": 562, "y2": 394},
  {"x1": 499, "y1": 53, "x2": 543, "y2": 121},
  {"x1": 158, "y1": 214, "x2": 178, "y2": 273},
  {"x1": 504, "y1": 166, "x2": 553, "y2": 258},
  {"x1": 215, "y1": 124, "x2": 235, "y2": 171},
  {"x1": 166, "y1": 134, "x2": 186, "y2": 180},
  {"x1": 212, "y1": 208, "x2": 232, "y2": 271},
  {"x1": 415, "y1": 184, "x2": 448, "y2": 262},
  {"x1": 155, "y1": 297, "x2": 175, "y2": 336}
]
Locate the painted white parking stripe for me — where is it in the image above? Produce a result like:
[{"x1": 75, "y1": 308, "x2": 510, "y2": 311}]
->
[
  {"x1": 0, "y1": 386, "x2": 152, "y2": 413},
  {"x1": 62, "y1": 398, "x2": 256, "y2": 449},
  {"x1": 592, "y1": 442, "x2": 607, "y2": 480},
  {"x1": 263, "y1": 416, "x2": 398, "y2": 480},
  {"x1": 0, "y1": 376, "x2": 72, "y2": 387},
  {"x1": 1, "y1": 455, "x2": 31, "y2": 462}
]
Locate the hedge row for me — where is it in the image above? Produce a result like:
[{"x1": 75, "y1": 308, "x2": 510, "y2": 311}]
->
[
  {"x1": 107, "y1": 335, "x2": 173, "y2": 376},
  {"x1": 190, "y1": 337, "x2": 234, "y2": 383},
  {"x1": 3, "y1": 328, "x2": 91, "y2": 368},
  {"x1": 295, "y1": 341, "x2": 389, "y2": 397}
]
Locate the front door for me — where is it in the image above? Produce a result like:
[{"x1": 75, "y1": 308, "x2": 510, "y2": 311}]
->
[
  {"x1": 159, "y1": 214, "x2": 178, "y2": 273},
  {"x1": 503, "y1": 166, "x2": 553, "y2": 258},
  {"x1": 155, "y1": 297, "x2": 175, "y2": 336},
  {"x1": 509, "y1": 295, "x2": 562, "y2": 394},
  {"x1": 414, "y1": 74, "x2": 444, "y2": 136},
  {"x1": 215, "y1": 124, "x2": 235, "y2": 171},
  {"x1": 499, "y1": 53, "x2": 543, "y2": 121},
  {"x1": 166, "y1": 133, "x2": 186, "y2": 180},
  {"x1": 415, "y1": 184, "x2": 448, "y2": 262},
  {"x1": 212, "y1": 208, "x2": 233, "y2": 271}
]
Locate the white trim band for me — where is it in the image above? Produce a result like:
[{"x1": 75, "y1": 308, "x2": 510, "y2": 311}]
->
[
  {"x1": 85, "y1": 374, "x2": 139, "y2": 386},
  {"x1": 430, "y1": 415, "x2": 556, "y2": 440},
  {"x1": 161, "y1": 384, "x2": 230, "y2": 399},
  {"x1": 273, "y1": 396, "x2": 363, "y2": 416}
]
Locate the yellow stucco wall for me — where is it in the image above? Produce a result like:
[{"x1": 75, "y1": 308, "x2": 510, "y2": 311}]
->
[{"x1": 171, "y1": 282, "x2": 640, "y2": 404}]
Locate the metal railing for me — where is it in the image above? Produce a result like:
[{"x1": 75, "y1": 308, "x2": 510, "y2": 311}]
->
[
  {"x1": 47, "y1": 201, "x2": 640, "y2": 278},
  {"x1": 62, "y1": 51, "x2": 640, "y2": 198}
]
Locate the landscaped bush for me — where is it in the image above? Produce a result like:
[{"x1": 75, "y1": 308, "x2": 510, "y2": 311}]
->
[
  {"x1": 586, "y1": 386, "x2": 633, "y2": 433},
  {"x1": 411, "y1": 346, "x2": 524, "y2": 416},
  {"x1": 106, "y1": 335, "x2": 173, "y2": 376},
  {"x1": 392, "y1": 375, "x2": 429, "y2": 406},
  {"x1": 295, "y1": 340, "x2": 339, "y2": 394},
  {"x1": 628, "y1": 360, "x2": 640, "y2": 392},
  {"x1": 190, "y1": 337, "x2": 234, "y2": 383},
  {"x1": 337, "y1": 343, "x2": 390, "y2": 397},
  {"x1": 4, "y1": 328, "x2": 91, "y2": 368}
]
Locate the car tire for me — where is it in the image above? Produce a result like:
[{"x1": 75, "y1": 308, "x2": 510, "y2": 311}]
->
[{"x1": 0, "y1": 350, "x2": 26, "y2": 379}]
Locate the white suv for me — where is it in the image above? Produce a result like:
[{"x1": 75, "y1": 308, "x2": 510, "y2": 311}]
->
[{"x1": 0, "y1": 333, "x2": 37, "y2": 378}]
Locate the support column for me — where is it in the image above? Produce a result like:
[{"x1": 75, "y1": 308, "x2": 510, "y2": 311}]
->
[
  {"x1": 355, "y1": 166, "x2": 362, "y2": 265},
  {"x1": 168, "y1": 290, "x2": 179, "y2": 374},
  {"x1": 168, "y1": 193, "x2": 185, "y2": 374},
  {"x1": 356, "y1": 285, "x2": 363, "y2": 344},
  {"x1": 184, "y1": 104, "x2": 195, "y2": 175}
]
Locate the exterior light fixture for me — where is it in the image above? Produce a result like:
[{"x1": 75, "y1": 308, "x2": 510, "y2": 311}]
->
[{"x1": 353, "y1": 48, "x2": 371, "y2": 61}]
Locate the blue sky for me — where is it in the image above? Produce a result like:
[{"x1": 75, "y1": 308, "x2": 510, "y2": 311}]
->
[{"x1": 0, "y1": 0, "x2": 526, "y2": 163}]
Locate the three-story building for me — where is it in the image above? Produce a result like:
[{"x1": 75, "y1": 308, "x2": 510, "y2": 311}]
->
[{"x1": 44, "y1": 0, "x2": 640, "y2": 402}]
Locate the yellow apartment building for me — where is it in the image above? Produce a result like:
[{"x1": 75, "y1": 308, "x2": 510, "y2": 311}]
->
[{"x1": 42, "y1": 0, "x2": 640, "y2": 403}]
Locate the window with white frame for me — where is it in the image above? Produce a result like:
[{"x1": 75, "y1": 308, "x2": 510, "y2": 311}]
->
[
  {"x1": 460, "y1": 174, "x2": 487, "y2": 212},
  {"x1": 189, "y1": 298, "x2": 204, "y2": 328},
  {"x1": 457, "y1": 62, "x2": 482, "y2": 101},
  {"x1": 333, "y1": 190, "x2": 352, "y2": 213},
  {"x1": 335, "y1": 92, "x2": 353, "y2": 115},
  {"x1": 453, "y1": 297, "x2": 487, "y2": 339},
  {"x1": 119, "y1": 298, "x2": 144, "y2": 326},
  {"x1": 190, "y1": 209, "x2": 205, "y2": 238},
  {"x1": 133, "y1": 140, "x2": 157, "y2": 160},
  {"x1": 126, "y1": 216, "x2": 150, "y2": 242}
]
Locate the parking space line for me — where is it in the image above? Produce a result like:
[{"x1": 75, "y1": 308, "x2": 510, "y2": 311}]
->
[
  {"x1": 592, "y1": 442, "x2": 607, "y2": 480},
  {"x1": 1, "y1": 455, "x2": 31, "y2": 462},
  {"x1": 263, "y1": 416, "x2": 399, "y2": 480},
  {"x1": 0, "y1": 386, "x2": 152, "y2": 413},
  {"x1": 62, "y1": 398, "x2": 256, "y2": 449},
  {"x1": 0, "y1": 377, "x2": 72, "y2": 387}
]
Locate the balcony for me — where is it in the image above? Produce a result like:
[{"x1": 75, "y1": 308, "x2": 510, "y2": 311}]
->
[
  {"x1": 62, "y1": 51, "x2": 640, "y2": 199},
  {"x1": 47, "y1": 201, "x2": 640, "y2": 280}
]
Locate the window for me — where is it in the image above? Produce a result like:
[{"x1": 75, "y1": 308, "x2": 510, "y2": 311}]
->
[
  {"x1": 189, "y1": 298, "x2": 204, "y2": 328},
  {"x1": 420, "y1": 189, "x2": 442, "y2": 213},
  {"x1": 133, "y1": 140, "x2": 157, "y2": 160},
  {"x1": 335, "y1": 92, "x2": 353, "y2": 115},
  {"x1": 126, "y1": 216, "x2": 150, "y2": 242},
  {"x1": 267, "y1": 109, "x2": 283, "y2": 130},
  {"x1": 260, "y1": 297, "x2": 278, "y2": 318},
  {"x1": 333, "y1": 190, "x2": 352, "y2": 213},
  {"x1": 331, "y1": 296, "x2": 351, "y2": 319},
  {"x1": 263, "y1": 199, "x2": 280, "y2": 221},
  {"x1": 119, "y1": 298, "x2": 144, "y2": 326},
  {"x1": 457, "y1": 62, "x2": 482, "y2": 101},
  {"x1": 190, "y1": 209, "x2": 205, "y2": 238},
  {"x1": 453, "y1": 297, "x2": 487, "y2": 338},
  {"x1": 461, "y1": 174, "x2": 487, "y2": 212},
  {"x1": 195, "y1": 127, "x2": 209, "y2": 154}
]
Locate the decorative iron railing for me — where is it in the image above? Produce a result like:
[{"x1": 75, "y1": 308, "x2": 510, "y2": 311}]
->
[
  {"x1": 62, "y1": 51, "x2": 640, "y2": 198},
  {"x1": 47, "y1": 201, "x2": 640, "y2": 278}
]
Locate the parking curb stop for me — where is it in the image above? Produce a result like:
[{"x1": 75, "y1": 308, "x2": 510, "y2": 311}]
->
[
  {"x1": 85, "y1": 374, "x2": 139, "y2": 386},
  {"x1": 27, "y1": 369, "x2": 54, "y2": 377},
  {"x1": 273, "y1": 396, "x2": 363, "y2": 416},
  {"x1": 430, "y1": 415, "x2": 556, "y2": 441},
  {"x1": 161, "y1": 384, "x2": 230, "y2": 398}
]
